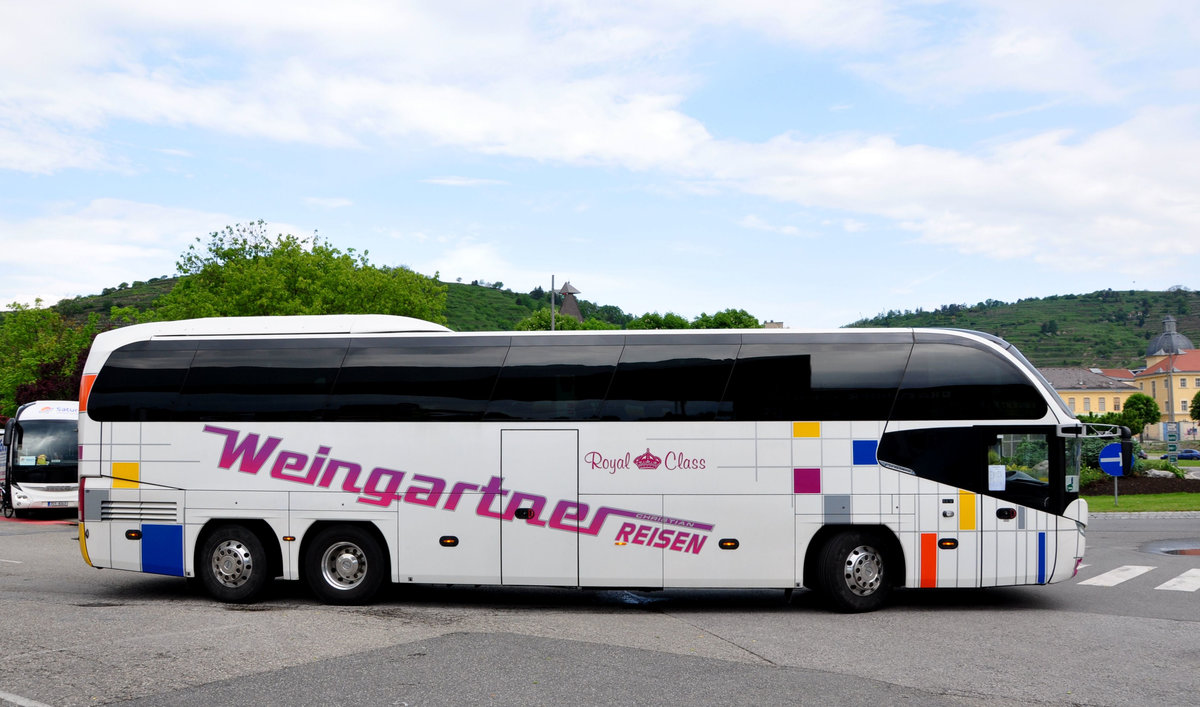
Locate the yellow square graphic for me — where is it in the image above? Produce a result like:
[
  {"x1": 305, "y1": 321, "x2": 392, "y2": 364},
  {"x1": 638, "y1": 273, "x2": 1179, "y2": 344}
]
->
[
  {"x1": 792, "y1": 421, "x2": 821, "y2": 438},
  {"x1": 958, "y1": 490, "x2": 977, "y2": 531},
  {"x1": 112, "y1": 462, "x2": 140, "y2": 489}
]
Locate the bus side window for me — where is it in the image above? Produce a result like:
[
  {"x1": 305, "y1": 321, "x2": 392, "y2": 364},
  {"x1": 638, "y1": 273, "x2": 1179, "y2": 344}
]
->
[
  {"x1": 877, "y1": 427, "x2": 986, "y2": 488},
  {"x1": 892, "y1": 341, "x2": 1048, "y2": 420},
  {"x1": 722, "y1": 342, "x2": 908, "y2": 421},
  {"x1": 599, "y1": 341, "x2": 737, "y2": 421},
  {"x1": 87, "y1": 342, "x2": 195, "y2": 421},
  {"x1": 485, "y1": 339, "x2": 620, "y2": 421},
  {"x1": 879, "y1": 427, "x2": 1057, "y2": 511},
  {"x1": 333, "y1": 339, "x2": 509, "y2": 421}
]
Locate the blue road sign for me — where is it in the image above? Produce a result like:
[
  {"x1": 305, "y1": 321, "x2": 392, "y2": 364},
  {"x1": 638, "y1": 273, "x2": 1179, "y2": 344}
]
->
[{"x1": 1099, "y1": 442, "x2": 1124, "y2": 477}]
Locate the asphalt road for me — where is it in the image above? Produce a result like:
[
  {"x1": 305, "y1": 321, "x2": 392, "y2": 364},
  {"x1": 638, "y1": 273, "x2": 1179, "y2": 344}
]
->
[{"x1": 0, "y1": 512, "x2": 1196, "y2": 707}]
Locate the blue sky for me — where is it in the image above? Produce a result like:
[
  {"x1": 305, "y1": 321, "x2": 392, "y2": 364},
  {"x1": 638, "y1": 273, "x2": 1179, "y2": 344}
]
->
[{"x1": 2, "y1": 1, "x2": 1199, "y2": 327}]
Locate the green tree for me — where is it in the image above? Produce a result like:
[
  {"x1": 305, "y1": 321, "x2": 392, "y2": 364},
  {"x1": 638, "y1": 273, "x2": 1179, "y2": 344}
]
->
[
  {"x1": 1121, "y1": 393, "x2": 1161, "y2": 440},
  {"x1": 691, "y1": 309, "x2": 762, "y2": 329},
  {"x1": 512, "y1": 309, "x2": 620, "y2": 331},
  {"x1": 1191, "y1": 390, "x2": 1200, "y2": 424},
  {"x1": 0, "y1": 301, "x2": 99, "y2": 416},
  {"x1": 627, "y1": 312, "x2": 690, "y2": 330},
  {"x1": 141, "y1": 222, "x2": 447, "y2": 323}
]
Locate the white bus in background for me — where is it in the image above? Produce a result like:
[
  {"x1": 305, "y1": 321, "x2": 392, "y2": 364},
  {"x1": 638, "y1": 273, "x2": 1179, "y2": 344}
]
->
[
  {"x1": 2, "y1": 400, "x2": 79, "y2": 517},
  {"x1": 75, "y1": 316, "x2": 1130, "y2": 611}
]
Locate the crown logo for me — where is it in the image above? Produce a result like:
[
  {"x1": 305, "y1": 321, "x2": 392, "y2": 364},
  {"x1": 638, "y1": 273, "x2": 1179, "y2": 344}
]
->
[{"x1": 634, "y1": 448, "x2": 662, "y2": 470}]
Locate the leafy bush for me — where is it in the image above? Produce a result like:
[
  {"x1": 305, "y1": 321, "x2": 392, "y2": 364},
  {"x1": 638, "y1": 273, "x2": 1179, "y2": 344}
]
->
[{"x1": 1080, "y1": 466, "x2": 1108, "y2": 488}]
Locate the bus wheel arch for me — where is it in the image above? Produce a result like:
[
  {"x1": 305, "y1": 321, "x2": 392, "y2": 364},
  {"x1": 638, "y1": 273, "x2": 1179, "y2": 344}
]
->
[
  {"x1": 300, "y1": 522, "x2": 390, "y2": 605},
  {"x1": 195, "y1": 520, "x2": 280, "y2": 603},
  {"x1": 804, "y1": 525, "x2": 904, "y2": 613}
]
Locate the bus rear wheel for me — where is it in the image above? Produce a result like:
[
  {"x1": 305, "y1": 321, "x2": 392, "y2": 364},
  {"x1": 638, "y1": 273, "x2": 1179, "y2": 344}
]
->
[
  {"x1": 197, "y1": 525, "x2": 270, "y2": 603},
  {"x1": 304, "y1": 526, "x2": 386, "y2": 605},
  {"x1": 816, "y1": 530, "x2": 892, "y2": 613}
]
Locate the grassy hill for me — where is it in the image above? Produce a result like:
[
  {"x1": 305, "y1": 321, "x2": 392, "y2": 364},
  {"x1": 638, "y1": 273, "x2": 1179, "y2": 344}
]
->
[
  {"x1": 54, "y1": 277, "x2": 177, "y2": 320},
  {"x1": 52, "y1": 278, "x2": 572, "y2": 332},
  {"x1": 49, "y1": 277, "x2": 1200, "y2": 369},
  {"x1": 851, "y1": 288, "x2": 1200, "y2": 369},
  {"x1": 445, "y1": 282, "x2": 547, "y2": 331}
]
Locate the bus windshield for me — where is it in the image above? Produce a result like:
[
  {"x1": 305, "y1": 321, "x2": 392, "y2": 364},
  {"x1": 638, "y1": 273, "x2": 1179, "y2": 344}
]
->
[{"x1": 12, "y1": 420, "x2": 78, "y2": 484}]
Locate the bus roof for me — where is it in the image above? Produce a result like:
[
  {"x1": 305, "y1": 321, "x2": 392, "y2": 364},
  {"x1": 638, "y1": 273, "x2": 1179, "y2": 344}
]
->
[
  {"x1": 17, "y1": 400, "x2": 79, "y2": 421},
  {"x1": 83, "y1": 315, "x2": 1035, "y2": 358}
]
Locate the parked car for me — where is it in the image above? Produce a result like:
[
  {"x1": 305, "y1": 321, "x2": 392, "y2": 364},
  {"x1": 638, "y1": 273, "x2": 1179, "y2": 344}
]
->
[{"x1": 1160, "y1": 449, "x2": 1200, "y2": 460}]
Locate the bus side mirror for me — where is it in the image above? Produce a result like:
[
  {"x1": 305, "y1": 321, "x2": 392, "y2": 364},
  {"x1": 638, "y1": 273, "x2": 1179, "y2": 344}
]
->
[
  {"x1": 2, "y1": 419, "x2": 12, "y2": 447},
  {"x1": 1120, "y1": 426, "x2": 1134, "y2": 475}
]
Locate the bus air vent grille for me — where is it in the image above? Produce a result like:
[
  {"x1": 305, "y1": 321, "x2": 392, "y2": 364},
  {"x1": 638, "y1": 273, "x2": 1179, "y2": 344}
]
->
[{"x1": 100, "y1": 500, "x2": 179, "y2": 523}]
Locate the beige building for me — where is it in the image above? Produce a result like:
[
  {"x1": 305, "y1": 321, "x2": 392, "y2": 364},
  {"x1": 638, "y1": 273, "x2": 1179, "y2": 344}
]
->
[
  {"x1": 1040, "y1": 316, "x2": 1200, "y2": 441},
  {"x1": 1133, "y1": 317, "x2": 1200, "y2": 441},
  {"x1": 1040, "y1": 367, "x2": 1139, "y2": 417}
]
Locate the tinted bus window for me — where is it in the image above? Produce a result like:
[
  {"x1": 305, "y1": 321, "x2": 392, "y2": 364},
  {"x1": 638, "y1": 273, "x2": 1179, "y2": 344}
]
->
[
  {"x1": 878, "y1": 426, "x2": 1065, "y2": 513},
  {"x1": 89, "y1": 342, "x2": 195, "y2": 421},
  {"x1": 486, "y1": 338, "x2": 620, "y2": 421},
  {"x1": 723, "y1": 343, "x2": 909, "y2": 421},
  {"x1": 177, "y1": 340, "x2": 349, "y2": 421},
  {"x1": 892, "y1": 342, "x2": 1048, "y2": 420},
  {"x1": 332, "y1": 338, "x2": 508, "y2": 421},
  {"x1": 600, "y1": 340, "x2": 738, "y2": 421}
]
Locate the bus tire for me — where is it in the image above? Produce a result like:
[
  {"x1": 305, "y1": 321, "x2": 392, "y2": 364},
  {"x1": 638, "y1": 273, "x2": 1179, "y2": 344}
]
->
[
  {"x1": 816, "y1": 530, "x2": 892, "y2": 613},
  {"x1": 304, "y1": 526, "x2": 386, "y2": 605},
  {"x1": 197, "y1": 525, "x2": 270, "y2": 603}
]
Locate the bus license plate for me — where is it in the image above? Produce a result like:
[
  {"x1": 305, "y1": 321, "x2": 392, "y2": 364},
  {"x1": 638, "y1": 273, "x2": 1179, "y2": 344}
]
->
[{"x1": 47, "y1": 501, "x2": 69, "y2": 507}]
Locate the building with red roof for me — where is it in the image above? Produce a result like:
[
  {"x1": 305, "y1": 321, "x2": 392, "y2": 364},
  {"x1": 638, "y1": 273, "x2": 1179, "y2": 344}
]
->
[{"x1": 1132, "y1": 316, "x2": 1200, "y2": 441}]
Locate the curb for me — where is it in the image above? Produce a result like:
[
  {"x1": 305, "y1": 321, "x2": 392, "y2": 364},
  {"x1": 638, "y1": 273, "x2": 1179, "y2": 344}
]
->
[{"x1": 1090, "y1": 511, "x2": 1200, "y2": 519}]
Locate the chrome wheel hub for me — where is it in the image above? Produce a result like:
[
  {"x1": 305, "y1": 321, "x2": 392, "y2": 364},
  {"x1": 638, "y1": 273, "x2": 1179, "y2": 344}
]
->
[
  {"x1": 212, "y1": 540, "x2": 254, "y2": 588},
  {"x1": 321, "y1": 542, "x2": 367, "y2": 590},
  {"x1": 843, "y1": 545, "x2": 883, "y2": 596}
]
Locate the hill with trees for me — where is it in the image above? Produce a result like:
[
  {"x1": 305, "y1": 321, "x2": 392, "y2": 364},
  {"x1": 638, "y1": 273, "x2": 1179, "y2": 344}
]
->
[
  {"x1": 7, "y1": 220, "x2": 1198, "y2": 418},
  {"x1": 850, "y1": 287, "x2": 1200, "y2": 369},
  {"x1": 0, "y1": 223, "x2": 760, "y2": 415}
]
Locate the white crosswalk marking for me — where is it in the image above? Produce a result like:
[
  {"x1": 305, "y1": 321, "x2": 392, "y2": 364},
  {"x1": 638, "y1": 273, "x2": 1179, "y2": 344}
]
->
[
  {"x1": 1155, "y1": 568, "x2": 1200, "y2": 592},
  {"x1": 1078, "y1": 565, "x2": 1155, "y2": 586}
]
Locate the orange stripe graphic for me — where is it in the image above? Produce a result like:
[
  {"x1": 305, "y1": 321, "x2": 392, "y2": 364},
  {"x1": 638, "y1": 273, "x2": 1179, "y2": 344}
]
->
[{"x1": 920, "y1": 533, "x2": 938, "y2": 588}]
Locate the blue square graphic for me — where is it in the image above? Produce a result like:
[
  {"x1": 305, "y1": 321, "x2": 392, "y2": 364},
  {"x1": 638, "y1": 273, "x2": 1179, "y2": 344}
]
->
[
  {"x1": 141, "y1": 524, "x2": 185, "y2": 577},
  {"x1": 852, "y1": 439, "x2": 878, "y2": 466}
]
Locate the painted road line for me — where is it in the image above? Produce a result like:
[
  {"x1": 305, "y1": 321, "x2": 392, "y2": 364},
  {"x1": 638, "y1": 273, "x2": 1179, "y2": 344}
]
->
[
  {"x1": 0, "y1": 689, "x2": 54, "y2": 707},
  {"x1": 1155, "y1": 568, "x2": 1200, "y2": 592},
  {"x1": 1077, "y1": 565, "x2": 1155, "y2": 586}
]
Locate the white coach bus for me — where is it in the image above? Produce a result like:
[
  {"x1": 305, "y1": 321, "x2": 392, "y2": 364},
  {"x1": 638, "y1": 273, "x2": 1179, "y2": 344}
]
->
[
  {"x1": 2, "y1": 400, "x2": 79, "y2": 517},
  {"x1": 76, "y1": 316, "x2": 1129, "y2": 611}
]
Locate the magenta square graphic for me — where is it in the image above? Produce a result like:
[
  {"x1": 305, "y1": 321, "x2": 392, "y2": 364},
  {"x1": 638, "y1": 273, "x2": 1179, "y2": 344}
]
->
[{"x1": 793, "y1": 468, "x2": 821, "y2": 494}]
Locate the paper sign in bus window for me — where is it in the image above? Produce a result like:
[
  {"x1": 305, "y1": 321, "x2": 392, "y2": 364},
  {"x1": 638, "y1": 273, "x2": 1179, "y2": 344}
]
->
[{"x1": 988, "y1": 464, "x2": 1006, "y2": 491}]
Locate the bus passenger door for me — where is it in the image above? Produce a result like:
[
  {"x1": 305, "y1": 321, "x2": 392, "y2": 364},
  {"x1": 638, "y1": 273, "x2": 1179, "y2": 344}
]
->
[
  {"x1": 979, "y1": 432, "x2": 1056, "y2": 586},
  {"x1": 500, "y1": 429, "x2": 578, "y2": 586}
]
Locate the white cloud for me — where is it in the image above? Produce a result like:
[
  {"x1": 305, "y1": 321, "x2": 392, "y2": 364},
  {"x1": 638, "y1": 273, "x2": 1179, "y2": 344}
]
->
[
  {"x1": 852, "y1": 25, "x2": 1124, "y2": 103},
  {"x1": 0, "y1": 199, "x2": 232, "y2": 305},
  {"x1": 851, "y1": 0, "x2": 1200, "y2": 104},
  {"x1": 691, "y1": 106, "x2": 1200, "y2": 278},
  {"x1": 0, "y1": 112, "x2": 117, "y2": 174},
  {"x1": 1, "y1": 0, "x2": 1198, "y2": 313},
  {"x1": 738, "y1": 214, "x2": 814, "y2": 238}
]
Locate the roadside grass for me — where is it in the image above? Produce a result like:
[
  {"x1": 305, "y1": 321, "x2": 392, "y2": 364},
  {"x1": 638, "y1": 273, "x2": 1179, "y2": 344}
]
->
[{"x1": 1083, "y1": 492, "x2": 1200, "y2": 513}]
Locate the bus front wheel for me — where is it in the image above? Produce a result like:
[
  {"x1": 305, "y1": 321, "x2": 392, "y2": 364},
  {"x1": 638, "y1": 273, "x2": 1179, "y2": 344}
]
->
[
  {"x1": 304, "y1": 526, "x2": 386, "y2": 605},
  {"x1": 197, "y1": 525, "x2": 271, "y2": 603},
  {"x1": 816, "y1": 530, "x2": 892, "y2": 613}
]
